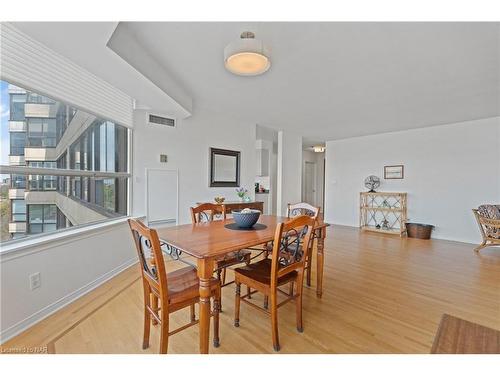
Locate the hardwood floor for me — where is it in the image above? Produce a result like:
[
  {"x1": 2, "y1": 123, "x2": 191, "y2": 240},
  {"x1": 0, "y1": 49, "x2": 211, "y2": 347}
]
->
[{"x1": 3, "y1": 225, "x2": 500, "y2": 353}]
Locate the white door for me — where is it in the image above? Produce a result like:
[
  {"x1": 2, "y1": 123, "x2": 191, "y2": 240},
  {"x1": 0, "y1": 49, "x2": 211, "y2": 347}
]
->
[
  {"x1": 303, "y1": 162, "x2": 316, "y2": 206},
  {"x1": 146, "y1": 169, "x2": 178, "y2": 227}
]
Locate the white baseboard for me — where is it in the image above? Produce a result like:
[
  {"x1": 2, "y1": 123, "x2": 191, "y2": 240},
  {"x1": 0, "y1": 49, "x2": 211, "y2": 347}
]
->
[{"x1": 0, "y1": 257, "x2": 138, "y2": 344}]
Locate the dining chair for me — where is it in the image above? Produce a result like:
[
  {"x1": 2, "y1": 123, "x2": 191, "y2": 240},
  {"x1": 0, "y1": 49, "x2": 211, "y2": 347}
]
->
[
  {"x1": 263, "y1": 202, "x2": 320, "y2": 293},
  {"x1": 190, "y1": 202, "x2": 227, "y2": 223},
  {"x1": 286, "y1": 202, "x2": 320, "y2": 220},
  {"x1": 233, "y1": 215, "x2": 316, "y2": 351},
  {"x1": 190, "y1": 203, "x2": 252, "y2": 310},
  {"x1": 287, "y1": 203, "x2": 320, "y2": 287},
  {"x1": 128, "y1": 218, "x2": 221, "y2": 354}
]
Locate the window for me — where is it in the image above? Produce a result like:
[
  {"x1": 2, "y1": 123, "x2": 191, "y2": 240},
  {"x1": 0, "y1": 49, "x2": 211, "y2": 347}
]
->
[
  {"x1": 10, "y1": 174, "x2": 26, "y2": 189},
  {"x1": 10, "y1": 93, "x2": 26, "y2": 121},
  {"x1": 56, "y1": 105, "x2": 69, "y2": 143},
  {"x1": 28, "y1": 162, "x2": 57, "y2": 191},
  {"x1": 68, "y1": 120, "x2": 128, "y2": 215},
  {"x1": 11, "y1": 200, "x2": 26, "y2": 222},
  {"x1": 28, "y1": 204, "x2": 58, "y2": 234},
  {"x1": 1, "y1": 79, "x2": 131, "y2": 246},
  {"x1": 10, "y1": 133, "x2": 26, "y2": 156},
  {"x1": 26, "y1": 92, "x2": 56, "y2": 104},
  {"x1": 57, "y1": 152, "x2": 67, "y2": 194},
  {"x1": 27, "y1": 118, "x2": 57, "y2": 147}
]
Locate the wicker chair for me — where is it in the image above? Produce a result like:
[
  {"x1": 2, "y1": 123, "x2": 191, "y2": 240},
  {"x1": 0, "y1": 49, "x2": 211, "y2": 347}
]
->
[{"x1": 472, "y1": 205, "x2": 500, "y2": 252}]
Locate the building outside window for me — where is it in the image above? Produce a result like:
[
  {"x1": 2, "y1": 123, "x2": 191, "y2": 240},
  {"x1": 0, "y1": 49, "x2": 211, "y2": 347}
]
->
[
  {"x1": 1, "y1": 80, "x2": 130, "y2": 245},
  {"x1": 69, "y1": 120, "x2": 128, "y2": 215}
]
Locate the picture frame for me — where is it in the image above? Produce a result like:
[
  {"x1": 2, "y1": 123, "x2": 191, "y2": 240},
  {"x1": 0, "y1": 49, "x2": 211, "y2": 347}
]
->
[
  {"x1": 384, "y1": 165, "x2": 404, "y2": 179},
  {"x1": 209, "y1": 147, "x2": 240, "y2": 187}
]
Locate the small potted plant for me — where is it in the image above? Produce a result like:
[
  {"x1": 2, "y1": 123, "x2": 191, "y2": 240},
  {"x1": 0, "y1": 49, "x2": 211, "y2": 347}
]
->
[{"x1": 236, "y1": 187, "x2": 248, "y2": 202}]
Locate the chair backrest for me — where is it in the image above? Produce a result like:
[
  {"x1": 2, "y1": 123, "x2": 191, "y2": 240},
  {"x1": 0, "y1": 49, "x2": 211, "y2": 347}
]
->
[
  {"x1": 190, "y1": 203, "x2": 226, "y2": 223},
  {"x1": 128, "y1": 218, "x2": 168, "y2": 300},
  {"x1": 473, "y1": 208, "x2": 500, "y2": 240},
  {"x1": 287, "y1": 202, "x2": 320, "y2": 219},
  {"x1": 477, "y1": 205, "x2": 500, "y2": 220},
  {"x1": 270, "y1": 215, "x2": 316, "y2": 288}
]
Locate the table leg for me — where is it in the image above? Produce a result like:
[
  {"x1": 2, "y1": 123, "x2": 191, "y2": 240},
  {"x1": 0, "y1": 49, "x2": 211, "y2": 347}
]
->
[
  {"x1": 316, "y1": 227, "x2": 326, "y2": 298},
  {"x1": 197, "y1": 258, "x2": 214, "y2": 354}
]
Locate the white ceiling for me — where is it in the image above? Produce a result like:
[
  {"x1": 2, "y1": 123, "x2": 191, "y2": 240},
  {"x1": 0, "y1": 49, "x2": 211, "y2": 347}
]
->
[
  {"x1": 11, "y1": 22, "x2": 500, "y2": 143},
  {"x1": 122, "y1": 22, "x2": 500, "y2": 141}
]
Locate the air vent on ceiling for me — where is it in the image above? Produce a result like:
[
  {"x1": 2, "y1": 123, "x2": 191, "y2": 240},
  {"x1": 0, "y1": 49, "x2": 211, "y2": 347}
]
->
[{"x1": 149, "y1": 114, "x2": 176, "y2": 127}]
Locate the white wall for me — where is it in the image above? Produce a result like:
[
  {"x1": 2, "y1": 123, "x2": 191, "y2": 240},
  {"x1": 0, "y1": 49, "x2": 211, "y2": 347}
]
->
[
  {"x1": 325, "y1": 117, "x2": 500, "y2": 243},
  {"x1": 302, "y1": 150, "x2": 325, "y2": 211},
  {"x1": 0, "y1": 222, "x2": 136, "y2": 342},
  {"x1": 132, "y1": 108, "x2": 256, "y2": 224},
  {"x1": 277, "y1": 131, "x2": 303, "y2": 216}
]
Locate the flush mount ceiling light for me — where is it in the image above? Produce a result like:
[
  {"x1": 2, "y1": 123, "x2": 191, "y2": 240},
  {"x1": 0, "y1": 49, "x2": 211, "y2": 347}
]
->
[
  {"x1": 313, "y1": 145, "x2": 326, "y2": 153},
  {"x1": 224, "y1": 31, "x2": 270, "y2": 76}
]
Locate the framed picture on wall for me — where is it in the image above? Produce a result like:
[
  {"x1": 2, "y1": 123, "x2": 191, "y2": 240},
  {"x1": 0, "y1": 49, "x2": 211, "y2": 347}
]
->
[
  {"x1": 209, "y1": 147, "x2": 241, "y2": 187},
  {"x1": 384, "y1": 165, "x2": 404, "y2": 179}
]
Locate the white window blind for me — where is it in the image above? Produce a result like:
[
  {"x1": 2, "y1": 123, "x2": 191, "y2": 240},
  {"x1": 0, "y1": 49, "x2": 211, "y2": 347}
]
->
[{"x1": 0, "y1": 22, "x2": 133, "y2": 128}]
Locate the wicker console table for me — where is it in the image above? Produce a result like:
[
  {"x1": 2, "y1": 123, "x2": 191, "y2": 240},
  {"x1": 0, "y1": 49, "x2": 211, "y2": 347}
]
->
[{"x1": 359, "y1": 192, "x2": 407, "y2": 236}]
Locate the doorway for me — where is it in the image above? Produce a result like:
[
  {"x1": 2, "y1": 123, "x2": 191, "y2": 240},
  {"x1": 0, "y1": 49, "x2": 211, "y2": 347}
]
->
[{"x1": 303, "y1": 161, "x2": 317, "y2": 206}]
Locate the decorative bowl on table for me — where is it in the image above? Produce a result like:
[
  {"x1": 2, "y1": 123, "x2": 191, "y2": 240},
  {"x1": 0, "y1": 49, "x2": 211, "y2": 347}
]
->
[
  {"x1": 232, "y1": 209, "x2": 261, "y2": 228},
  {"x1": 214, "y1": 196, "x2": 225, "y2": 204}
]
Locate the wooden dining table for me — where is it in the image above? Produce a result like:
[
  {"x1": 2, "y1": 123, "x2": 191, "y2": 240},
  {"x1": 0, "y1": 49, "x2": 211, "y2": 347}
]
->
[{"x1": 156, "y1": 214, "x2": 329, "y2": 354}]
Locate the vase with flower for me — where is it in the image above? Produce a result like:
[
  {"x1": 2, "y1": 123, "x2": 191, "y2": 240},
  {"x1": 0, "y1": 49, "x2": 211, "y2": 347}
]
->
[{"x1": 236, "y1": 187, "x2": 248, "y2": 202}]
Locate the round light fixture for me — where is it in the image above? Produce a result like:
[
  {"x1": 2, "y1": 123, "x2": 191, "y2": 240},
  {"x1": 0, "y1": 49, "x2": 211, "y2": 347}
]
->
[
  {"x1": 224, "y1": 31, "x2": 270, "y2": 76},
  {"x1": 313, "y1": 145, "x2": 326, "y2": 153}
]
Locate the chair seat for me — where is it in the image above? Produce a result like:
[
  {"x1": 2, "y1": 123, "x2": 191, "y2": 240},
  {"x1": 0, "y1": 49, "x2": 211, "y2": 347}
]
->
[
  {"x1": 216, "y1": 250, "x2": 251, "y2": 268},
  {"x1": 166, "y1": 266, "x2": 219, "y2": 304},
  {"x1": 234, "y1": 258, "x2": 298, "y2": 286}
]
